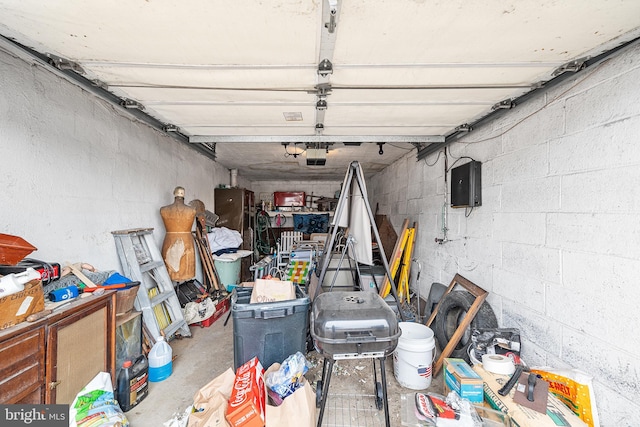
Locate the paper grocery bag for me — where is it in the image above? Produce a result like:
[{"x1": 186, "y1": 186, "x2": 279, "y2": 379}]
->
[
  {"x1": 250, "y1": 278, "x2": 295, "y2": 303},
  {"x1": 265, "y1": 380, "x2": 316, "y2": 427},
  {"x1": 189, "y1": 368, "x2": 235, "y2": 427}
]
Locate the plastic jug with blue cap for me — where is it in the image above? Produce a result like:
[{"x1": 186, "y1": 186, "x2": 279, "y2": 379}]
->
[{"x1": 148, "y1": 336, "x2": 173, "y2": 382}]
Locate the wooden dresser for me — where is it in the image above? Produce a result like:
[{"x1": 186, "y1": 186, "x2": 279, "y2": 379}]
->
[{"x1": 0, "y1": 291, "x2": 116, "y2": 404}]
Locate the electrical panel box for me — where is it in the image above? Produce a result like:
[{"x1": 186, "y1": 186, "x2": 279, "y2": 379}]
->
[{"x1": 451, "y1": 160, "x2": 482, "y2": 208}]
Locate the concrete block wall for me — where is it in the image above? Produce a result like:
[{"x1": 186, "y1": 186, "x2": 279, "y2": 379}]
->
[
  {"x1": 369, "y1": 42, "x2": 640, "y2": 425},
  {"x1": 0, "y1": 48, "x2": 235, "y2": 272}
]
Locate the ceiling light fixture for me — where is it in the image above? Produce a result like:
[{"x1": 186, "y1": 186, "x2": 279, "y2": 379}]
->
[{"x1": 282, "y1": 142, "x2": 303, "y2": 159}]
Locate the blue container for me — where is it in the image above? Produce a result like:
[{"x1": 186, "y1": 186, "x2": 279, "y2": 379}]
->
[
  {"x1": 148, "y1": 361, "x2": 173, "y2": 382},
  {"x1": 49, "y1": 285, "x2": 79, "y2": 302}
]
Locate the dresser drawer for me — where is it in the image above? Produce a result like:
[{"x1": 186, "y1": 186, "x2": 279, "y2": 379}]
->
[{"x1": 0, "y1": 326, "x2": 45, "y2": 403}]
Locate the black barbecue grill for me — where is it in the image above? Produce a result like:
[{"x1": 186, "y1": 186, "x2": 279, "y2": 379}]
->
[{"x1": 311, "y1": 291, "x2": 401, "y2": 427}]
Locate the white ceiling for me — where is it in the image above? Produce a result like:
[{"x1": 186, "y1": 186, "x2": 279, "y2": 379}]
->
[{"x1": 1, "y1": 0, "x2": 639, "y2": 180}]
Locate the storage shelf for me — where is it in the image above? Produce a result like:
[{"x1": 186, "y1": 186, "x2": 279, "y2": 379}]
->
[{"x1": 265, "y1": 210, "x2": 334, "y2": 217}]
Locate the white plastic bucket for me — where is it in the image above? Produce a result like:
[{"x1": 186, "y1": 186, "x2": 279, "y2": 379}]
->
[{"x1": 393, "y1": 322, "x2": 436, "y2": 390}]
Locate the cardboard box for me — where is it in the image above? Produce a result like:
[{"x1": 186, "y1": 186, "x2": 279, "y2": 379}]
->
[
  {"x1": 0, "y1": 279, "x2": 45, "y2": 330},
  {"x1": 226, "y1": 356, "x2": 266, "y2": 427},
  {"x1": 443, "y1": 358, "x2": 484, "y2": 404},
  {"x1": 473, "y1": 364, "x2": 588, "y2": 427}
]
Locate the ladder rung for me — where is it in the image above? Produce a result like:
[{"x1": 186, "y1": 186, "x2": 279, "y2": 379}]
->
[
  {"x1": 140, "y1": 260, "x2": 165, "y2": 273},
  {"x1": 111, "y1": 228, "x2": 154, "y2": 236},
  {"x1": 149, "y1": 291, "x2": 173, "y2": 306},
  {"x1": 163, "y1": 320, "x2": 188, "y2": 338}
]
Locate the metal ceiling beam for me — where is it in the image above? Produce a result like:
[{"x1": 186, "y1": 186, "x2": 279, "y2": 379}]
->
[
  {"x1": 142, "y1": 99, "x2": 496, "y2": 107},
  {"x1": 110, "y1": 83, "x2": 534, "y2": 91},
  {"x1": 186, "y1": 124, "x2": 452, "y2": 129},
  {"x1": 314, "y1": 0, "x2": 341, "y2": 134},
  {"x1": 81, "y1": 60, "x2": 562, "y2": 70},
  {"x1": 189, "y1": 135, "x2": 444, "y2": 144}
]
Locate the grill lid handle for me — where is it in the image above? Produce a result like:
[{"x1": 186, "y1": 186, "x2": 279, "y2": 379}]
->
[{"x1": 345, "y1": 330, "x2": 376, "y2": 342}]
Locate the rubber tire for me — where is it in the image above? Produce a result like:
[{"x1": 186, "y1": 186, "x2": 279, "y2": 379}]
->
[
  {"x1": 375, "y1": 381, "x2": 383, "y2": 410},
  {"x1": 433, "y1": 290, "x2": 497, "y2": 362}
]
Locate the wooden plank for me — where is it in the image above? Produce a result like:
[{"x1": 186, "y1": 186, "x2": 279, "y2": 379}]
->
[
  {"x1": 193, "y1": 218, "x2": 220, "y2": 291},
  {"x1": 374, "y1": 214, "x2": 398, "y2": 262},
  {"x1": 379, "y1": 218, "x2": 410, "y2": 298},
  {"x1": 67, "y1": 264, "x2": 97, "y2": 288}
]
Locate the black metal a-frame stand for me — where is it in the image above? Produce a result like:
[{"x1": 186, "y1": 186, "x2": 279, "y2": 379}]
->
[
  {"x1": 311, "y1": 160, "x2": 405, "y2": 320},
  {"x1": 311, "y1": 161, "x2": 405, "y2": 427}
]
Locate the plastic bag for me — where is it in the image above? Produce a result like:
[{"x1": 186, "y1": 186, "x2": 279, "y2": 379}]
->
[
  {"x1": 70, "y1": 372, "x2": 129, "y2": 427},
  {"x1": 183, "y1": 297, "x2": 216, "y2": 325},
  {"x1": 265, "y1": 352, "x2": 309, "y2": 399},
  {"x1": 411, "y1": 391, "x2": 482, "y2": 427},
  {"x1": 530, "y1": 367, "x2": 599, "y2": 427}
]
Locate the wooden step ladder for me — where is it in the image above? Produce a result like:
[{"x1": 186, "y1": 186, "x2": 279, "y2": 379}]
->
[{"x1": 112, "y1": 228, "x2": 191, "y2": 342}]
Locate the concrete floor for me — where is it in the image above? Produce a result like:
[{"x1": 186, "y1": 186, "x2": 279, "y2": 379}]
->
[{"x1": 126, "y1": 308, "x2": 444, "y2": 427}]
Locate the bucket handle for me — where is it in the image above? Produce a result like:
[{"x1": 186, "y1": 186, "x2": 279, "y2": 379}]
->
[{"x1": 395, "y1": 349, "x2": 436, "y2": 369}]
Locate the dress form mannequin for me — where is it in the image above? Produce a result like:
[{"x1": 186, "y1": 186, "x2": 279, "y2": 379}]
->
[{"x1": 160, "y1": 186, "x2": 196, "y2": 281}]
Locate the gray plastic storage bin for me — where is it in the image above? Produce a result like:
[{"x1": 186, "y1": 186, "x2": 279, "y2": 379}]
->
[{"x1": 231, "y1": 286, "x2": 310, "y2": 370}]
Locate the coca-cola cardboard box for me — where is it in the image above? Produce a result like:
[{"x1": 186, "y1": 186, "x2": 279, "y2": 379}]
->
[{"x1": 226, "y1": 357, "x2": 266, "y2": 427}]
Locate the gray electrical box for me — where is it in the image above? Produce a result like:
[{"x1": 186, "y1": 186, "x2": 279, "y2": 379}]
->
[{"x1": 451, "y1": 160, "x2": 482, "y2": 208}]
